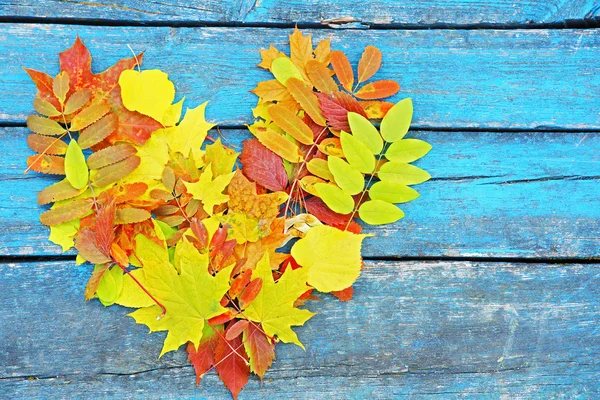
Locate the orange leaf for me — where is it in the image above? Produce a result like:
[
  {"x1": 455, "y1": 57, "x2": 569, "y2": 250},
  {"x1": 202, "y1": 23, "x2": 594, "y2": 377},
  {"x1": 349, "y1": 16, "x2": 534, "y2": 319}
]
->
[
  {"x1": 330, "y1": 50, "x2": 354, "y2": 92},
  {"x1": 359, "y1": 100, "x2": 395, "y2": 119},
  {"x1": 37, "y1": 179, "x2": 85, "y2": 205},
  {"x1": 26, "y1": 154, "x2": 65, "y2": 175},
  {"x1": 243, "y1": 323, "x2": 275, "y2": 379},
  {"x1": 70, "y1": 99, "x2": 111, "y2": 131},
  {"x1": 252, "y1": 127, "x2": 303, "y2": 163},
  {"x1": 355, "y1": 80, "x2": 400, "y2": 100},
  {"x1": 257, "y1": 44, "x2": 286, "y2": 70},
  {"x1": 250, "y1": 79, "x2": 288, "y2": 102},
  {"x1": 39, "y1": 198, "x2": 94, "y2": 226},
  {"x1": 313, "y1": 38, "x2": 331, "y2": 65},
  {"x1": 331, "y1": 286, "x2": 354, "y2": 301},
  {"x1": 27, "y1": 134, "x2": 68, "y2": 155},
  {"x1": 357, "y1": 46, "x2": 382, "y2": 84},
  {"x1": 93, "y1": 155, "x2": 140, "y2": 187},
  {"x1": 187, "y1": 325, "x2": 221, "y2": 385},
  {"x1": 305, "y1": 60, "x2": 338, "y2": 93},
  {"x1": 83, "y1": 263, "x2": 110, "y2": 301},
  {"x1": 78, "y1": 113, "x2": 118, "y2": 149},
  {"x1": 289, "y1": 27, "x2": 312, "y2": 74},
  {"x1": 268, "y1": 104, "x2": 314, "y2": 145},
  {"x1": 317, "y1": 137, "x2": 344, "y2": 157},
  {"x1": 239, "y1": 278, "x2": 263, "y2": 309},
  {"x1": 87, "y1": 144, "x2": 137, "y2": 169},
  {"x1": 286, "y1": 77, "x2": 326, "y2": 126}
]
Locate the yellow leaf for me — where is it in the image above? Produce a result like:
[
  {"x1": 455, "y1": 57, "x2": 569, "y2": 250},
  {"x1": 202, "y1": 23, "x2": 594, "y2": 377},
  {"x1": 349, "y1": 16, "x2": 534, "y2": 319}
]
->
[
  {"x1": 48, "y1": 218, "x2": 79, "y2": 252},
  {"x1": 119, "y1": 69, "x2": 176, "y2": 123},
  {"x1": 183, "y1": 164, "x2": 234, "y2": 215},
  {"x1": 244, "y1": 253, "x2": 314, "y2": 349},
  {"x1": 291, "y1": 225, "x2": 371, "y2": 293},
  {"x1": 169, "y1": 102, "x2": 214, "y2": 162}
]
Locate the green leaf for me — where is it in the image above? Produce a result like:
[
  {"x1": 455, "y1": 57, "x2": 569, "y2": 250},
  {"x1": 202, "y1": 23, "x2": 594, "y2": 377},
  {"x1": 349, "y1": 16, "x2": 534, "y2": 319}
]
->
[
  {"x1": 340, "y1": 131, "x2": 376, "y2": 174},
  {"x1": 385, "y1": 139, "x2": 432, "y2": 163},
  {"x1": 380, "y1": 98, "x2": 413, "y2": 142},
  {"x1": 358, "y1": 200, "x2": 404, "y2": 225},
  {"x1": 369, "y1": 181, "x2": 420, "y2": 203},
  {"x1": 348, "y1": 112, "x2": 383, "y2": 154},
  {"x1": 315, "y1": 183, "x2": 354, "y2": 214},
  {"x1": 97, "y1": 265, "x2": 124, "y2": 307},
  {"x1": 327, "y1": 156, "x2": 364, "y2": 195},
  {"x1": 65, "y1": 140, "x2": 89, "y2": 190},
  {"x1": 378, "y1": 161, "x2": 431, "y2": 185},
  {"x1": 271, "y1": 57, "x2": 304, "y2": 86}
]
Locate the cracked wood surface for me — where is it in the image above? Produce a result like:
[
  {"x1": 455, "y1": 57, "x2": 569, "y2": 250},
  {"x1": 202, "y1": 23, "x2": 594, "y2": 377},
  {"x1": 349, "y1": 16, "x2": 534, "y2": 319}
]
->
[
  {"x1": 3, "y1": 127, "x2": 600, "y2": 258},
  {"x1": 1, "y1": 260, "x2": 599, "y2": 398},
  {"x1": 1, "y1": 0, "x2": 599, "y2": 26},
  {"x1": 0, "y1": 25, "x2": 599, "y2": 129}
]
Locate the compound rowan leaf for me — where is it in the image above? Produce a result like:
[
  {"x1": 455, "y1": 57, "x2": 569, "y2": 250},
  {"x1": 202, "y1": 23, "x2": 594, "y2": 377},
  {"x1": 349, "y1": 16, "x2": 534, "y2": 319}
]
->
[
  {"x1": 286, "y1": 78, "x2": 326, "y2": 126},
  {"x1": 70, "y1": 99, "x2": 111, "y2": 131},
  {"x1": 239, "y1": 139, "x2": 288, "y2": 192},
  {"x1": 244, "y1": 253, "x2": 314, "y2": 349},
  {"x1": 115, "y1": 208, "x2": 151, "y2": 224},
  {"x1": 39, "y1": 198, "x2": 94, "y2": 226},
  {"x1": 63, "y1": 88, "x2": 91, "y2": 115},
  {"x1": 269, "y1": 104, "x2": 314, "y2": 145},
  {"x1": 330, "y1": 50, "x2": 354, "y2": 92},
  {"x1": 358, "y1": 199, "x2": 404, "y2": 225},
  {"x1": 53, "y1": 71, "x2": 70, "y2": 104},
  {"x1": 380, "y1": 98, "x2": 413, "y2": 142},
  {"x1": 357, "y1": 46, "x2": 382, "y2": 84},
  {"x1": 26, "y1": 115, "x2": 65, "y2": 136},
  {"x1": 64, "y1": 140, "x2": 89, "y2": 190},
  {"x1": 33, "y1": 96, "x2": 61, "y2": 117},
  {"x1": 355, "y1": 80, "x2": 400, "y2": 100},
  {"x1": 291, "y1": 225, "x2": 370, "y2": 293},
  {"x1": 129, "y1": 235, "x2": 234, "y2": 357},
  {"x1": 26, "y1": 154, "x2": 65, "y2": 175},
  {"x1": 93, "y1": 155, "x2": 140, "y2": 187}
]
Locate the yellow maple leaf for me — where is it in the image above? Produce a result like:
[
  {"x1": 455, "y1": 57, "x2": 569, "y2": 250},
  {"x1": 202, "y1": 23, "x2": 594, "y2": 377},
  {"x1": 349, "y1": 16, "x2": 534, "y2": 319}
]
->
[
  {"x1": 184, "y1": 164, "x2": 235, "y2": 215},
  {"x1": 128, "y1": 236, "x2": 233, "y2": 357},
  {"x1": 257, "y1": 44, "x2": 286, "y2": 70},
  {"x1": 291, "y1": 225, "x2": 371, "y2": 293},
  {"x1": 219, "y1": 211, "x2": 271, "y2": 244},
  {"x1": 244, "y1": 253, "x2": 314, "y2": 349}
]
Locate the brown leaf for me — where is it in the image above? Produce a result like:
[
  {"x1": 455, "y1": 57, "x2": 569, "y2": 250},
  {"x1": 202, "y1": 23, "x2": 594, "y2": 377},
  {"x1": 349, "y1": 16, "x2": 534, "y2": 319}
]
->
[
  {"x1": 26, "y1": 115, "x2": 65, "y2": 136},
  {"x1": 76, "y1": 227, "x2": 112, "y2": 264},
  {"x1": 330, "y1": 50, "x2": 354, "y2": 92},
  {"x1": 63, "y1": 88, "x2": 91, "y2": 115},
  {"x1": 27, "y1": 134, "x2": 68, "y2": 155},
  {"x1": 286, "y1": 77, "x2": 326, "y2": 126},
  {"x1": 37, "y1": 178, "x2": 86, "y2": 205},
  {"x1": 87, "y1": 144, "x2": 137, "y2": 170},
  {"x1": 357, "y1": 46, "x2": 382, "y2": 84},
  {"x1": 115, "y1": 207, "x2": 151, "y2": 224},
  {"x1": 70, "y1": 99, "x2": 111, "y2": 131},
  {"x1": 354, "y1": 80, "x2": 400, "y2": 100},
  {"x1": 93, "y1": 155, "x2": 140, "y2": 187},
  {"x1": 39, "y1": 198, "x2": 94, "y2": 226},
  {"x1": 78, "y1": 113, "x2": 118, "y2": 149}
]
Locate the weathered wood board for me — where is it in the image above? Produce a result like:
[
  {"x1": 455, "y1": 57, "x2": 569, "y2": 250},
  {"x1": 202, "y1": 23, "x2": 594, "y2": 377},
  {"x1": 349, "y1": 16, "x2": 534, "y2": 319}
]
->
[
  {"x1": 1, "y1": 25, "x2": 599, "y2": 129},
  {"x1": 3, "y1": 127, "x2": 600, "y2": 259},
  {"x1": 1, "y1": 260, "x2": 599, "y2": 398},
  {"x1": 1, "y1": 0, "x2": 599, "y2": 26}
]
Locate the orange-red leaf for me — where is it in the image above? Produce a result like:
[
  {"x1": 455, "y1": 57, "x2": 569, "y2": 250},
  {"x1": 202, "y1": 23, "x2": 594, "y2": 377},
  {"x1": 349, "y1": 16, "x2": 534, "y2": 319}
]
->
[
  {"x1": 268, "y1": 104, "x2": 314, "y2": 145},
  {"x1": 225, "y1": 320, "x2": 250, "y2": 341},
  {"x1": 26, "y1": 154, "x2": 65, "y2": 175},
  {"x1": 354, "y1": 80, "x2": 400, "y2": 100},
  {"x1": 357, "y1": 46, "x2": 382, "y2": 84},
  {"x1": 187, "y1": 325, "x2": 221, "y2": 385},
  {"x1": 240, "y1": 139, "x2": 288, "y2": 192},
  {"x1": 39, "y1": 198, "x2": 94, "y2": 226},
  {"x1": 243, "y1": 323, "x2": 275, "y2": 379},
  {"x1": 83, "y1": 263, "x2": 110, "y2": 301},
  {"x1": 330, "y1": 50, "x2": 354, "y2": 92},
  {"x1": 331, "y1": 286, "x2": 354, "y2": 302},
  {"x1": 286, "y1": 77, "x2": 326, "y2": 126},
  {"x1": 27, "y1": 134, "x2": 68, "y2": 155},
  {"x1": 239, "y1": 278, "x2": 263, "y2": 309},
  {"x1": 215, "y1": 330, "x2": 249, "y2": 400},
  {"x1": 24, "y1": 68, "x2": 60, "y2": 109},
  {"x1": 306, "y1": 60, "x2": 338, "y2": 93}
]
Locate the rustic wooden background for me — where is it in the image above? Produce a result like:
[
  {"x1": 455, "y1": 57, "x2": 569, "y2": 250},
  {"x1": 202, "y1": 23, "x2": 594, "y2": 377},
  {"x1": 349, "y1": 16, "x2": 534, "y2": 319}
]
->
[{"x1": 1, "y1": 1, "x2": 599, "y2": 398}]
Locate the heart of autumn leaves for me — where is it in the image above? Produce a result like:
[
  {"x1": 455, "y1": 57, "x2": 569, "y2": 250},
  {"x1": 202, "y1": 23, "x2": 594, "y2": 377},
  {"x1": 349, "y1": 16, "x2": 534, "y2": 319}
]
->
[{"x1": 24, "y1": 29, "x2": 431, "y2": 399}]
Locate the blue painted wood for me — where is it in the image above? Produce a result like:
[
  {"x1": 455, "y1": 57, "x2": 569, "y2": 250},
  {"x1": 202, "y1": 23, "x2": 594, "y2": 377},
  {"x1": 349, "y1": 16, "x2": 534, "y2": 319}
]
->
[
  {"x1": 1, "y1": 260, "x2": 599, "y2": 397},
  {"x1": 1, "y1": 0, "x2": 598, "y2": 25},
  {"x1": 0, "y1": 25, "x2": 599, "y2": 129},
  {"x1": 3, "y1": 127, "x2": 600, "y2": 258}
]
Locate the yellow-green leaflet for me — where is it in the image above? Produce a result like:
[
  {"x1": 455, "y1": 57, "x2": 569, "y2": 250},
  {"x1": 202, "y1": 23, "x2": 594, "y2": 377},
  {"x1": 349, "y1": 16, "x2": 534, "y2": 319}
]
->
[
  {"x1": 348, "y1": 112, "x2": 383, "y2": 154},
  {"x1": 358, "y1": 200, "x2": 405, "y2": 225},
  {"x1": 65, "y1": 140, "x2": 89, "y2": 189},
  {"x1": 291, "y1": 225, "x2": 371, "y2": 293},
  {"x1": 96, "y1": 265, "x2": 124, "y2": 307},
  {"x1": 307, "y1": 158, "x2": 334, "y2": 181},
  {"x1": 271, "y1": 57, "x2": 304, "y2": 86},
  {"x1": 327, "y1": 156, "x2": 364, "y2": 195},
  {"x1": 378, "y1": 161, "x2": 431, "y2": 185},
  {"x1": 380, "y1": 98, "x2": 413, "y2": 142},
  {"x1": 340, "y1": 131, "x2": 376, "y2": 173},
  {"x1": 369, "y1": 181, "x2": 420, "y2": 203},
  {"x1": 385, "y1": 139, "x2": 432, "y2": 163},
  {"x1": 315, "y1": 183, "x2": 354, "y2": 214}
]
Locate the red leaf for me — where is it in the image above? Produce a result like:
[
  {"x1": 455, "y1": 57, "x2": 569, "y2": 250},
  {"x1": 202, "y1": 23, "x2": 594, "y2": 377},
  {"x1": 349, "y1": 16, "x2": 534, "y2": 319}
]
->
[
  {"x1": 240, "y1": 139, "x2": 288, "y2": 192},
  {"x1": 225, "y1": 320, "x2": 250, "y2": 341},
  {"x1": 239, "y1": 278, "x2": 263, "y2": 309},
  {"x1": 187, "y1": 325, "x2": 221, "y2": 385},
  {"x1": 95, "y1": 199, "x2": 116, "y2": 256},
  {"x1": 215, "y1": 328, "x2": 249, "y2": 400},
  {"x1": 243, "y1": 323, "x2": 275, "y2": 379},
  {"x1": 210, "y1": 226, "x2": 228, "y2": 257},
  {"x1": 190, "y1": 218, "x2": 208, "y2": 248},
  {"x1": 316, "y1": 91, "x2": 367, "y2": 131},
  {"x1": 24, "y1": 68, "x2": 60, "y2": 109},
  {"x1": 331, "y1": 286, "x2": 354, "y2": 302},
  {"x1": 59, "y1": 36, "x2": 94, "y2": 95},
  {"x1": 229, "y1": 269, "x2": 253, "y2": 299},
  {"x1": 305, "y1": 197, "x2": 362, "y2": 233}
]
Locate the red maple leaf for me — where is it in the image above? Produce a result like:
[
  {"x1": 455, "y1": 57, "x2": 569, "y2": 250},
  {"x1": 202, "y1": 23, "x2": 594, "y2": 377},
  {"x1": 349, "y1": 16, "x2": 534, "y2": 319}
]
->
[
  {"x1": 186, "y1": 326, "x2": 221, "y2": 385},
  {"x1": 215, "y1": 327, "x2": 249, "y2": 400}
]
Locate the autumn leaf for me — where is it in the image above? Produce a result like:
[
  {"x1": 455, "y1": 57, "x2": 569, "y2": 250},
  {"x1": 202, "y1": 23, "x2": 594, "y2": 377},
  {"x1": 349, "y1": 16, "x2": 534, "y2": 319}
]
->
[
  {"x1": 357, "y1": 46, "x2": 382, "y2": 84},
  {"x1": 316, "y1": 91, "x2": 367, "y2": 131},
  {"x1": 355, "y1": 80, "x2": 400, "y2": 100},
  {"x1": 227, "y1": 171, "x2": 288, "y2": 221},
  {"x1": 215, "y1": 326, "x2": 249, "y2": 400},
  {"x1": 187, "y1": 323, "x2": 221, "y2": 384},
  {"x1": 243, "y1": 323, "x2": 275, "y2": 380},
  {"x1": 183, "y1": 164, "x2": 235, "y2": 215},
  {"x1": 239, "y1": 139, "x2": 288, "y2": 192},
  {"x1": 330, "y1": 50, "x2": 354, "y2": 92}
]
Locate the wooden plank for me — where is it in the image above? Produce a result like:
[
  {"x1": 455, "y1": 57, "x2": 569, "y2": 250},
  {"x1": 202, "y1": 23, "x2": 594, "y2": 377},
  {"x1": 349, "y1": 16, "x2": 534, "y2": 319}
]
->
[
  {"x1": 1, "y1": 25, "x2": 599, "y2": 129},
  {"x1": 1, "y1": 260, "x2": 599, "y2": 397},
  {"x1": 2, "y1": 127, "x2": 600, "y2": 259},
  {"x1": 1, "y1": 0, "x2": 599, "y2": 26}
]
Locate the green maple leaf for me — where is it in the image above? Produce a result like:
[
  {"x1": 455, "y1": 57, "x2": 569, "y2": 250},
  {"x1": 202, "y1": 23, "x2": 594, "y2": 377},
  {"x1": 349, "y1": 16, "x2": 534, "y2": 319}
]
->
[
  {"x1": 183, "y1": 163, "x2": 235, "y2": 215},
  {"x1": 244, "y1": 253, "x2": 314, "y2": 349},
  {"x1": 129, "y1": 235, "x2": 233, "y2": 357}
]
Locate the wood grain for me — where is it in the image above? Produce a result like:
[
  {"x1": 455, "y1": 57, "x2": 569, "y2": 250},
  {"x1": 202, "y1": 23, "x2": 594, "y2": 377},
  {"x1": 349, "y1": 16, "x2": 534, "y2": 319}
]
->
[
  {"x1": 1, "y1": 260, "x2": 598, "y2": 398},
  {"x1": 2, "y1": 127, "x2": 600, "y2": 259},
  {"x1": 1, "y1": 0, "x2": 598, "y2": 26},
  {"x1": 1, "y1": 25, "x2": 599, "y2": 129}
]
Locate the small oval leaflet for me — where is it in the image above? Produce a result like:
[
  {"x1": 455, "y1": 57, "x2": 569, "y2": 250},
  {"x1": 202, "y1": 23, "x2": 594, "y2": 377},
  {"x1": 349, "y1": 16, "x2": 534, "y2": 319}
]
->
[
  {"x1": 358, "y1": 200, "x2": 405, "y2": 225},
  {"x1": 64, "y1": 140, "x2": 89, "y2": 190}
]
